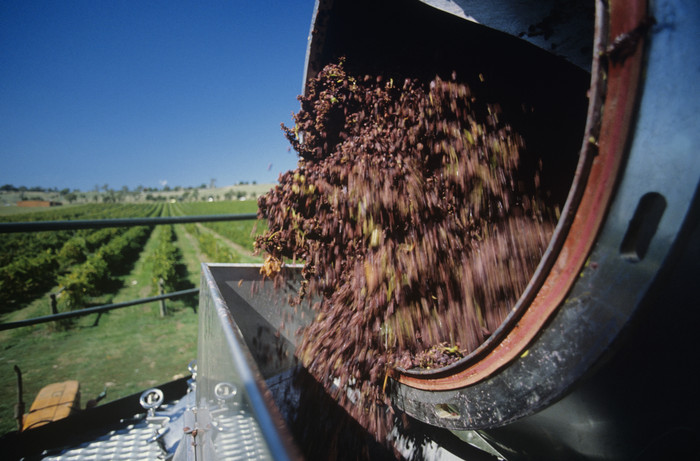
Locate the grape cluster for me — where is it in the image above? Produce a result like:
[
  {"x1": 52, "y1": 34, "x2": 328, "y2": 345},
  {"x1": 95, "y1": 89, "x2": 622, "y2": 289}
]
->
[{"x1": 256, "y1": 60, "x2": 554, "y2": 439}]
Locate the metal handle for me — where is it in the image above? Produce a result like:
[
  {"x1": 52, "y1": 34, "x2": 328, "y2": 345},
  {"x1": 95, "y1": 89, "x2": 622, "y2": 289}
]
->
[
  {"x1": 139, "y1": 388, "x2": 164, "y2": 417},
  {"x1": 214, "y1": 382, "x2": 237, "y2": 403}
]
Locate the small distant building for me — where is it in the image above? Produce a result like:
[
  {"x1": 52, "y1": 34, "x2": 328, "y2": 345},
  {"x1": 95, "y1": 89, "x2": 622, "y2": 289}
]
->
[{"x1": 17, "y1": 200, "x2": 62, "y2": 207}]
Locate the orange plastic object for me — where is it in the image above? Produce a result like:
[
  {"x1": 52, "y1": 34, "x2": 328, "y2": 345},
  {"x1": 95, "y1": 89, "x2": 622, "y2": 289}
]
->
[{"x1": 22, "y1": 380, "x2": 81, "y2": 431}]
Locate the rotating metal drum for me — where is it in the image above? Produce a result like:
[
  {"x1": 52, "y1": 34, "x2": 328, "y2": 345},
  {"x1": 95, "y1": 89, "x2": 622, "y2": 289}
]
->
[{"x1": 304, "y1": 0, "x2": 700, "y2": 458}]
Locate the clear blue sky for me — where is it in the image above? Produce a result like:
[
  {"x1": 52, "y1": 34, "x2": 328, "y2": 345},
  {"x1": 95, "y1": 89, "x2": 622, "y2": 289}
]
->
[{"x1": 0, "y1": 0, "x2": 314, "y2": 191}]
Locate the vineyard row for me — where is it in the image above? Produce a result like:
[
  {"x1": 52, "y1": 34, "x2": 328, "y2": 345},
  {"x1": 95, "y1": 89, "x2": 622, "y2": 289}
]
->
[{"x1": 0, "y1": 201, "x2": 265, "y2": 316}]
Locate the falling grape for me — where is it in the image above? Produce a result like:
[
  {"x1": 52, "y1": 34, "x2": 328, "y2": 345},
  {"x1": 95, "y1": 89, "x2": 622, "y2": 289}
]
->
[{"x1": 255, "y1": 60, "x2": 555, "y2": 441}]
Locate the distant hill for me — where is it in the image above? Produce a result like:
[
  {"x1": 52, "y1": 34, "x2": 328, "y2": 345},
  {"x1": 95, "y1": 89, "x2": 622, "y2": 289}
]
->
[{"x1": 0, "y1": 183, "x2": 276, "y2": 210}]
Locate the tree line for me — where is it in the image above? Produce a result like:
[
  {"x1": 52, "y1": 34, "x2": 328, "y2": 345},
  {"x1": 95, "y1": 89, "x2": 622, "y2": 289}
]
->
[{"x1": 2, "y1": 181, "x2": 261, "y2": 204}]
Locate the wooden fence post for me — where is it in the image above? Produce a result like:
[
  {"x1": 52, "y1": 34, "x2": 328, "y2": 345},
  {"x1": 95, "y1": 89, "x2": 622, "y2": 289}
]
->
[
  {"x1": 49, "y1": 293, "x2": 58, "y2": 315},
  {"x1": 158, "y1": 278, "x2": 167, "y2": 317}
]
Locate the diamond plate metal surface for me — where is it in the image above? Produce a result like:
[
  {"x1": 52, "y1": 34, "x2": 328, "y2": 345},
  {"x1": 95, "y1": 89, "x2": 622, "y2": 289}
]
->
[
  {"x1": 41, "y1": 420, "x2": 166, "y2": 460},
  {"x1": 41, "y1": 400, "x2": 270, "y2": 461}
]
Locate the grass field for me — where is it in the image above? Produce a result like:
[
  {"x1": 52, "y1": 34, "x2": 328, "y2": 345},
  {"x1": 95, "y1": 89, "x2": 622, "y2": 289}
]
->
[{"x1": 0, "y1": 200, "x2": 266, "y2": 436}]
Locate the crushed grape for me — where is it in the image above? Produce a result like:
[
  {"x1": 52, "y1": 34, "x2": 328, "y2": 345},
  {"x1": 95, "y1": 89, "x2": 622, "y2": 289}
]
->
[{"x1": 255, "y1": 60, "x2": 555, "y2": 441}]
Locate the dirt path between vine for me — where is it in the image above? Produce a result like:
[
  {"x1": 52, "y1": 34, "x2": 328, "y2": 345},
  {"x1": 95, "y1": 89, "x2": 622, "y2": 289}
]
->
[
  {"x1": 194, "y1": 223, "x2": 259, "y2": 261},
  {"x1": 180, "y1": 226, "x2": 207, "y2": 264}
]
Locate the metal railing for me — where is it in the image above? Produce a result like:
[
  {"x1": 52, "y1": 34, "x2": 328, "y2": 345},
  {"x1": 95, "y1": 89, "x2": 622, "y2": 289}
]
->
[
  {"x1": 0, "y1": 288, "x2": 198, "y2": 331},
  {"x1": 0, "y1": 213, "x2": 258, "y2": 233}
]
